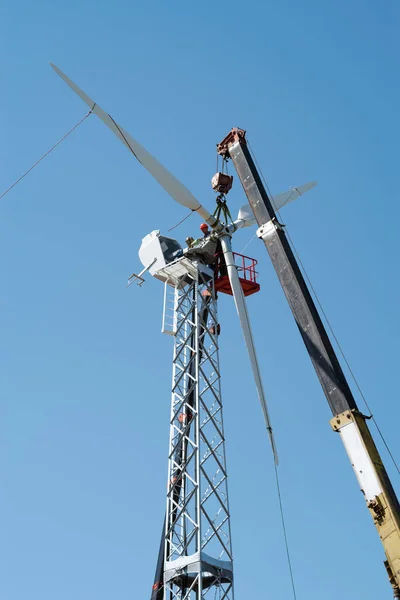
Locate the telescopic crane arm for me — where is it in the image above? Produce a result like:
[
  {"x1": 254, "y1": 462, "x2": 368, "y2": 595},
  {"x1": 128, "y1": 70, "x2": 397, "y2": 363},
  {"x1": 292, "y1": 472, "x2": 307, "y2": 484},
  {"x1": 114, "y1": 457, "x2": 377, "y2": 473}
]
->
[{"x1": 217, "y1": 128, "x2": 400, "y2": 597}]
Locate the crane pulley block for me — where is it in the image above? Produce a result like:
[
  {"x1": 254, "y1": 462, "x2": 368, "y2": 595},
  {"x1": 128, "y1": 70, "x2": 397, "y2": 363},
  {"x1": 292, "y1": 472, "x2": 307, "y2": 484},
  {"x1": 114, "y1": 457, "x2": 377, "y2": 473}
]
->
[
  {"x1": 217, "y1": 128, "x2": 246, "y2": 157},
  {"x1": 211, "y1": 172, "x2": 233, "y2": 194}
]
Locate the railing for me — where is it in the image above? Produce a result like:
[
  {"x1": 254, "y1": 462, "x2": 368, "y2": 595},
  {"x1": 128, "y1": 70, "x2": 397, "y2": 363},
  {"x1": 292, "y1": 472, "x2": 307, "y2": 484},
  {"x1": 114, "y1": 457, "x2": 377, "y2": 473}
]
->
[
  {"x1": 215, "y1": 252, "x2": 259, "y2": 283},
  {"x1": 232, "y1": 252, "x2": 258, "y2": 283}
]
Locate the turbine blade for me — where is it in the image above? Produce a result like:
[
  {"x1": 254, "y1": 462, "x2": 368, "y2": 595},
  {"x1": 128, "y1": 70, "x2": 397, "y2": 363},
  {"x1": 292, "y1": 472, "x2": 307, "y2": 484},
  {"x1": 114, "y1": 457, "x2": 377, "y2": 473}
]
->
[
  {"x1": 271, "y1": 181, "x2": 317, "y2": 212},
  {"x1": 235, "y1": 182, "x2": 317, "y2": 229},
  {"x1": 236, "y1": 204, "x2": 256, "y2": 228},
  {"x1": 50, "y1": 63, "x2": 214, "y2": 223},
  {"x1": 219, "y1": 236, "x2": 278, "y2": 464}
]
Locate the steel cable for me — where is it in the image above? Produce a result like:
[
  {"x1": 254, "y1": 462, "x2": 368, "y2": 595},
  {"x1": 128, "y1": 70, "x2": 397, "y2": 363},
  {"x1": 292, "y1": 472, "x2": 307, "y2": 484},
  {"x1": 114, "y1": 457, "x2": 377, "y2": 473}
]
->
[
  {"x1": 0, "y1": 110, "x2": 92, "y2": 201},
  {"x1": 274, "y1": 460, "x2": 298, "y2": 600}
]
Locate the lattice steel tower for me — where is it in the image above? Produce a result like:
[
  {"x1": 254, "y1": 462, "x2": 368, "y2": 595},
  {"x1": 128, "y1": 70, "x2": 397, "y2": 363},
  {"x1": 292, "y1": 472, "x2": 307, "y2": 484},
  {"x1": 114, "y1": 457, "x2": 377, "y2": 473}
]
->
[{"x1": 160, "y1": 258, "x2": 234, "y2": 600}]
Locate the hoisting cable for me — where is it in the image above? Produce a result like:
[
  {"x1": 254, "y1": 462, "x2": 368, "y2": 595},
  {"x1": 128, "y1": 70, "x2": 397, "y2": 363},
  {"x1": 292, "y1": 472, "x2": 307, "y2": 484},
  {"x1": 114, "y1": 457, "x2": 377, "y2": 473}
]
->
[
  {"x1": 0, "y1": 110, "x2": 93, "y2": 201},
  {"x1": 247, "y1": 142, "x2": 400, "y2": 477}
]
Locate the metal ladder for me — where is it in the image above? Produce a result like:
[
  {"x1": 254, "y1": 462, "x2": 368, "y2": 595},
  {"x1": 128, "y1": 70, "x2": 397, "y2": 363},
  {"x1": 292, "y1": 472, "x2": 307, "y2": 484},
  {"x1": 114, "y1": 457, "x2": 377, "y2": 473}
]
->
[{"x1": 161, "y1": 282, "x2": 177, "y2": 335}]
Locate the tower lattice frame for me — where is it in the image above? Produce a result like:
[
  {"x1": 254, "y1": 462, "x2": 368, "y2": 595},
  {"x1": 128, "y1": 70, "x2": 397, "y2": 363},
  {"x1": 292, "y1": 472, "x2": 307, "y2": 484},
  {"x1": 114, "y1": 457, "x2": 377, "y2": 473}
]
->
[{"x1": 161, "y1": 259, "x2": 234, "y2": 600}]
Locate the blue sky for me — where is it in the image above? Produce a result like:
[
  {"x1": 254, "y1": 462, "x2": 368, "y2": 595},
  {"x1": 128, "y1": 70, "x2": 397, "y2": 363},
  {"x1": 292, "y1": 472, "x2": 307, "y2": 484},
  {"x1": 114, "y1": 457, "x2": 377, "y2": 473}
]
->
[{"x1": 2, "y1": 1, "x2": 400, "y2": 598}]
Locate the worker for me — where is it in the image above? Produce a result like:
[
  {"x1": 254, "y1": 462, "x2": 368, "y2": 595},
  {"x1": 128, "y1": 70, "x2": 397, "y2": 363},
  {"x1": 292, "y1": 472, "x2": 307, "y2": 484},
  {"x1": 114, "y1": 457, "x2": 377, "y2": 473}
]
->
[
  {"x1": 186, "y1": 223, "x2": 210, "y2": 249},
  {"x1": 200, "y1": 222, "x2": 228, "y2": 279},
  {"x1": 215, "y1": 237, "x2": 227, "y2": 277},
  {"x1": 200, "y1": 223, "x2": 210, "y2": 237}
]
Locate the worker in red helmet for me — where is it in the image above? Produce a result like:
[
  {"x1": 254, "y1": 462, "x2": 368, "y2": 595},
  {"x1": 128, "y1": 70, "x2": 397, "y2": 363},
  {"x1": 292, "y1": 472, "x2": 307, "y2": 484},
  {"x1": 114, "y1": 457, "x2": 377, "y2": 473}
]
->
[
  {"x1": 200, "y1": 223, "x2": 209, "y2": 237},
  {"x1": 186, "y1": 223, "x2": 210, "y2": 249}
]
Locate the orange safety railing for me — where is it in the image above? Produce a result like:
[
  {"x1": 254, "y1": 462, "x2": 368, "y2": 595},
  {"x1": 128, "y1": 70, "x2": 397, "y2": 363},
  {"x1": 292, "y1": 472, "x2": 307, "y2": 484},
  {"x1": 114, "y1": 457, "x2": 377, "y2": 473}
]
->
[
  {"x1": 232, "y1": 252, "x2": 258, "y2": 283},
  {"x1": 214, "y1": 252, "x2": 260, "y2": 297}
]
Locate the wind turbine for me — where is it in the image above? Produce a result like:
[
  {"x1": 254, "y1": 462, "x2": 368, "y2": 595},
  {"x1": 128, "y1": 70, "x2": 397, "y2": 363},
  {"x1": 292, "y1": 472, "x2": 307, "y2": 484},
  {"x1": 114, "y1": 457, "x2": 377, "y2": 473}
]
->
[{"x1": 50, "y1": 63, "x2": 316, "y2": 600}]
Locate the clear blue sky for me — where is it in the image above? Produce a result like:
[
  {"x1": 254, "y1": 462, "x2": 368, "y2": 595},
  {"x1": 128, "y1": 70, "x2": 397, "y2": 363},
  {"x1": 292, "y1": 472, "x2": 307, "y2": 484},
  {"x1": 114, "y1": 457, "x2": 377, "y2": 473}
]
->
[{"x1": 2, "y1": 1, "x2": 400, "y2": 598}]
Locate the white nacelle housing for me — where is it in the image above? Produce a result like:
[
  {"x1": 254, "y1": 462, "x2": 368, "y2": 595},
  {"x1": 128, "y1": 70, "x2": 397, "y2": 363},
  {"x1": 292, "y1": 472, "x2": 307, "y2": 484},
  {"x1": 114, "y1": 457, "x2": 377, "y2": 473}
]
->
[{"x1": 138, "y1": 230, "x2": 183, "y2": 282}]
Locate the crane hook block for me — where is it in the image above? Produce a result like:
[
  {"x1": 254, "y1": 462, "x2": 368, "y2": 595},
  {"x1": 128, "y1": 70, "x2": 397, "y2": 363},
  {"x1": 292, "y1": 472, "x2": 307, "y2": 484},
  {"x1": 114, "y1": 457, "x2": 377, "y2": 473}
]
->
[{"x1": 211, "y1": 172, "x2": 233, "y2": 194}]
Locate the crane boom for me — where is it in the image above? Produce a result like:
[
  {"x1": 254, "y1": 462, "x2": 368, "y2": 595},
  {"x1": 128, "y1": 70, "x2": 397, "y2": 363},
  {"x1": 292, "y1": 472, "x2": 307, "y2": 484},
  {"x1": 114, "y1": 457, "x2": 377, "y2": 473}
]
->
[{"x1": 217, "y1": 128, "x2": 400, "y2": 597}]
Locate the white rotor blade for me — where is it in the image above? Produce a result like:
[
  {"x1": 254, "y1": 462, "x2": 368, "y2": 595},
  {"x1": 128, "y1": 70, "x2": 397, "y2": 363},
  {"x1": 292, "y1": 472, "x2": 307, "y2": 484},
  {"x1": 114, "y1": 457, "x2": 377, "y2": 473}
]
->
[
  {"x1": 234, "y1": 181, "x2": 317, "y2": 230},
  {"x1": 219, "y1": 235, "x2": 278, "y2": 464},
  {"x1": 50, "y1": 63, "x2": 214, "y2": 224},
  {"x1": 271, "y1": 181, "x2": 317, "y2": 212},
  {"x1": 234, "y1": 204, "x2": 256, "y2": 229}
]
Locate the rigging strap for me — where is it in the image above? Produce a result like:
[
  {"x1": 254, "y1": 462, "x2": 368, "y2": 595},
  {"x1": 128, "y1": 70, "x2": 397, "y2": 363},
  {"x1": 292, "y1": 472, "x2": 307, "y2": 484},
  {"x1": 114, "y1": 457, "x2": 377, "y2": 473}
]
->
[{"x1": 212, "y1": 194, "x2": 233, "y2": 226}]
